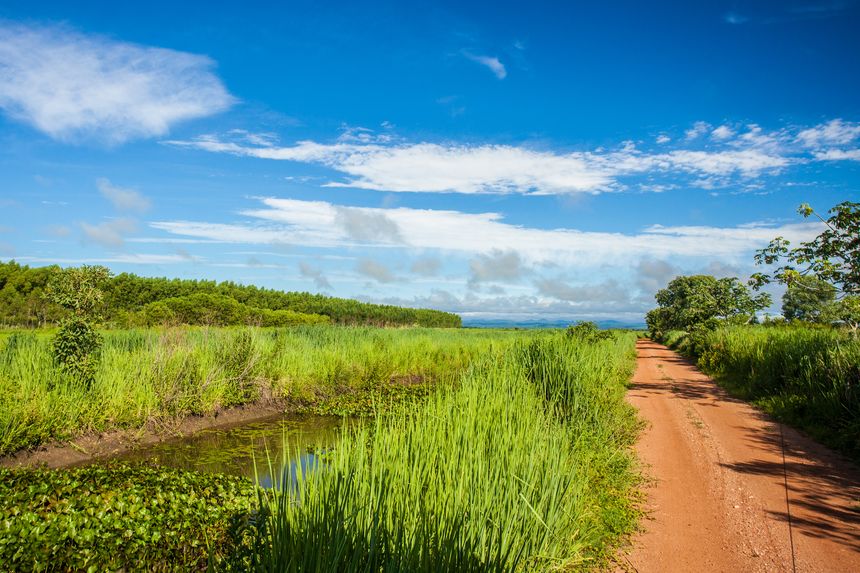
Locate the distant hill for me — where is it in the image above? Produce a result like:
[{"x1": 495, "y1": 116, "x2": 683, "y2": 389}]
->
[
  {"x1": 0, "y1": 260, "x2": 461, "y2": 328},
  {"x1": 462, "y1": 317, "x2": 646, "y2": 330}
]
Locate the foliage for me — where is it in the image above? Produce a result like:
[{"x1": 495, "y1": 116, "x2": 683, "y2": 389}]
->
[
  {"x1": 43, "y1": 266, "x2": 112, "y2": 386},
  {"x1": 646, "y1": 275, "x2": 771, "y2": 335},
  {"x1": 136, "y1": 293, "x2": 330, "y2": 327},
  {"x1": 565, "y1": 320, "x2": 615, "y2": 342},
  {"x1": 0, "y1": 326, "x2": 540, "y2": 456},
  {"x1": 0, "y1": 261, "x2": 461, "y2": 328},
  {"x1": 821, "y1": 296, "x2": 860, "y2": 333},
  {"x1": 781, "y1": 275, "x2": 837, "y2": 322},
  {"x1": 222, "y1": 333, "x2": 641, "y2": 572},
  {"x1": 658, "y1": 325, "x2": 860, "y2": 461},
  {"x1": 51, "y1": 317, "x2": 103, "y2": 385},
  {"x1": 0, "y1": 463, "x2": 257, "y2": 572},
  {"x1": 752, "y1": 201, "x2": 860, "y2": 296},
  {"x1": 43, "y1": 265, "x2": 112, "y2": 319}
]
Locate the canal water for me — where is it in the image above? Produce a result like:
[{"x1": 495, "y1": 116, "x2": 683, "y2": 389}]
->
[{"x1": 106, "y1": 414, "x2": 349, "y2": 488}]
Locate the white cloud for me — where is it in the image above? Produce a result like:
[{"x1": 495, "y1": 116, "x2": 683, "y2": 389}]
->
[
  {"x1": 635, "y1": 258, "x2": 677, "y2": 294},
  {"x1": 797, "y1": 119, "x2": 860, "y2": 148},
  {"x1": 463, "y1": 52, "x2": 507, "y2": 79},
  {"x1": 334, "y1": 206, "x2": 402, "y2": 243},
  {"x1": 469, "y1": 250, "x2": 525, "y2": 284},
  {"x1": 0, "y1": 22, "x2": 234, "y2": 143},
  {"x1": 151, "y1": 196, "x2": 824, "y2": 267},
  {"x1": 356, "y1": 258, "x2": 397, "y2": 283},
  {"x1": 97, "y1": 178, "x2": 151, "y2": 213},
  {"x1": 534, "y1": 277, "x2": 630, "y2": 304},
  {"x1": 685, "y1": 121, "x2": 710, "y2": 140},
  {"x1": 711, "y1": 125, "x2": 735, "y2": 140},
  {"x1": 18, "y1": 253, "x2": 191, "y2": 265},
  {"x1": 169, "y1": 135, "x2": 793, "y2": 194},
  {"x1": 80, "y1": 218, "x2": 137, "y2": 248},
  {"x1": 656, "y1": 134, "x2": 671, "y2": 144},
  {"x1": 814, "y1": 148, "x2": 860, "y2": 161}
]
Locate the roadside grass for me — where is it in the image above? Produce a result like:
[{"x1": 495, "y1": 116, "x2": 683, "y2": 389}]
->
[
  {"x1": 224, "y1": 332, "x2": 641, "y2": 572},
  {"x1": 0, "y1": 326, "x2": 547, "y2": 457}
]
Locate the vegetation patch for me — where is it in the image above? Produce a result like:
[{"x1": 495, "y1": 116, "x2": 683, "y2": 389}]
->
[
  {"x1": 0, "y1": 463, "x2": 257, "y2": 572},
  {"x1": 221, "y1": 333, "x2": 642, "y2": 571},
  {"x1": 0, "y1": 326, "x2": 543, "y2": 457}
]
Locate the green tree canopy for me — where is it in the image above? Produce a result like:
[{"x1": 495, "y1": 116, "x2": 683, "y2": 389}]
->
[
  {"x1": 44, "y1": 265, "x2": 112, "y2": 319},
  {"x1": 751, "y1": 201, "x2": 860, "y2": 296},
  {"x1": 781, "y1": 275, "x2": 837, "y2": 322},
  {"x1": 646, "y1": 275, "x2": 772, "y2": 334}
]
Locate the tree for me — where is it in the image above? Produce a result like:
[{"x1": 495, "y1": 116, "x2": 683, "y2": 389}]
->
[
  {"x1": 751, "y1": 201, "x2": 860, "y2": 295},
  {"x1": 646, "y1": 275, "x2": 772, "y2": 334},
  {"x1": 781, "y1": 275, "x2": 837, "y2": 322},
  {"x1": 44, "y1": 265, "x2": 112, "y2": 384}
]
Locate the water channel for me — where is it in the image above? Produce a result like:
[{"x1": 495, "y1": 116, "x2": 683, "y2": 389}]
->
[{"x1": 104, "y1": 414, "x2": 350, "y2": 488}]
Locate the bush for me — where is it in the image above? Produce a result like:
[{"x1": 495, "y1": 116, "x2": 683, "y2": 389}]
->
[{"x1": 52, "y1": 317, "x2": 102, "y2": 386}]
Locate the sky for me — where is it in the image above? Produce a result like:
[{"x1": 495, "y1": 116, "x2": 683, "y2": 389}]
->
[{"x1": 0, "y1": 0, "x2": 858, "y2": 325}]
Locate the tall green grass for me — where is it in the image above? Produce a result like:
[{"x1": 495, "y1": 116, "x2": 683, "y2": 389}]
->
[
  {"x1": 0, "y1": 326, "x2": 545, "y2": 456},
  {"x1": 659, "y1": 326, "x2": 860, "y2": 460},
  {"x1": 227, "y1": 333, "x2": 640, "y2": 571}
]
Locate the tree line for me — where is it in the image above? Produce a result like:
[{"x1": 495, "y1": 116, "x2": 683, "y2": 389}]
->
[
  {"x1": 0, "y1": 261, "x2": 462, "y2": 328},
  {"x1": 647, "y1": 201, "x2": 859, "y2": 335}
]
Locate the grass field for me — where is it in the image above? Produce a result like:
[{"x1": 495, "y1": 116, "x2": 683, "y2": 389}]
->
[
  {"x1": 228, "y1": 332, "x2": 641, "y2": 571},
  {"x1": 0, "y1": 326, "x2": 548, "y2": 456}
]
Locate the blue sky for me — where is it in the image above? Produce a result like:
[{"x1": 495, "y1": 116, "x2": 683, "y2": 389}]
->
[{"x1": 1, "y1": 1, "x2": 858, "y2": 324}]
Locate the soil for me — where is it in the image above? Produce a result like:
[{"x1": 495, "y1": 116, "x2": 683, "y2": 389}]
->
[
  {"x1": 0, "y1": 400, "x2": 291, "y2": 470},
  {"x1": 619, "y1": 340, "x2": 860, "y2": 572}
]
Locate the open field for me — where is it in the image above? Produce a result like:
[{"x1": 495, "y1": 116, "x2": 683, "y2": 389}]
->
[
  {"x1": 0, "y1": 326, "x2": 552, "y2": 457},
  {"x1": 1, "y1": 330, "x2": 643, "y2": 571}
]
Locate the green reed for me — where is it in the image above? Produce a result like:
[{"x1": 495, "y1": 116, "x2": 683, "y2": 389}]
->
[
  {"x1": 0, "y1": 326, "x2": 545, "y2": 456},
  {"x1": 229, "y1": 333, "x2": 640, "y2": 572}
]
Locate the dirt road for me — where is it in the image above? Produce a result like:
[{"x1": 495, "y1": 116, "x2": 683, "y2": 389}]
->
[{"x1": 621, "y1": 340, "x2": 860, "y2": 573}]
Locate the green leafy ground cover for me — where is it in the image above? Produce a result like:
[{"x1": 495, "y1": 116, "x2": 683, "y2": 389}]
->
[{"x1": 0, "y1": 463, "x2": 257, "y2": 572}]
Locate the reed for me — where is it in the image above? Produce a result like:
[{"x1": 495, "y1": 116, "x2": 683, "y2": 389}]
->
[
  {"x1": 0, "y1": 326, "x2": 546, "y2": 456},
  {"x1": 229, "y1": 333, "x2": 640, "y2": 571}
]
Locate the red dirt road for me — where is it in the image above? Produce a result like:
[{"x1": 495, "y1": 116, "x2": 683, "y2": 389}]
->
[{"x1": 620, "y1": 340, "x2": 860, "y2": 573}]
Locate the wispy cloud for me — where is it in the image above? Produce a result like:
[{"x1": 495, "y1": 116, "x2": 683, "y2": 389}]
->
[
  {"x1": 723, "y1": 12, "x2": 749, "y2": 24},
  {"x1": 80, "y1": 218, "x2": 137, "y2": 248},
  {"x1": 796, "y1": 119, "x2": 860, "y2": 147},
  {"x1": 462, "y1": 52, "x2": 507, "y2": 79},
  {"x1": 151, "y1": 196, "x2": 823, "y2": 267},
  {"x1": 410, "y1": 256, "x2": 442, "y2": 277},
  {"x1": 18, "y1": 253, "x2": 191, "y2": 265},
  {"x1": 0, "y1": 22, "x2": 234, "y2": 144},
  {"x1": 356, "y1": 258, "x2": 397, "y2": 283},
  {"x1": 167, "y1": 138, "x2": 786, "y2": 195},
  {"x1": 96, "y1": 178, "x2": 151, "y2": 213},
  {"x1": 299, "y1": 262, "x2": 333, "y2": 290},
  {"x1": 469, "y1": 250, "x2": 526, "y2": 284}
]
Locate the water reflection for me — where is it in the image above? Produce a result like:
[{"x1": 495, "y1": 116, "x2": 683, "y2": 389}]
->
[{"x1": 108, "y1": 414, "x2": 347, "y2": 486}]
